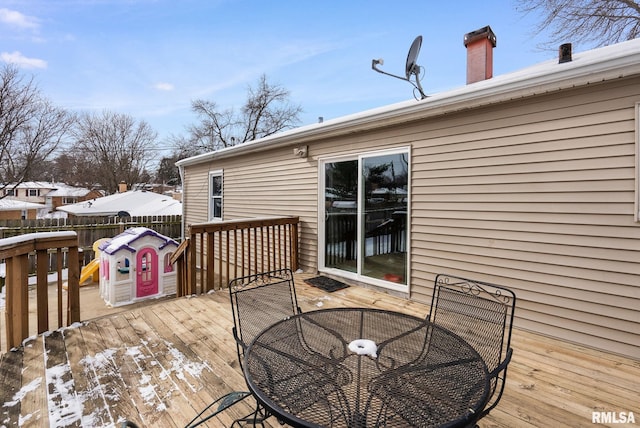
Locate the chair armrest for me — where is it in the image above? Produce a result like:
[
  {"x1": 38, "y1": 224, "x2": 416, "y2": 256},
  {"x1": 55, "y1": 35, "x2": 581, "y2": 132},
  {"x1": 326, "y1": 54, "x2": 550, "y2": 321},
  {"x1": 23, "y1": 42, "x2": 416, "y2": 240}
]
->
[
  {"x1": 232, "y1": 326, "x2": 247, "y2": 350},
  {"x1": 488, "y1": 347, "x2": 513, "y2": 379}
]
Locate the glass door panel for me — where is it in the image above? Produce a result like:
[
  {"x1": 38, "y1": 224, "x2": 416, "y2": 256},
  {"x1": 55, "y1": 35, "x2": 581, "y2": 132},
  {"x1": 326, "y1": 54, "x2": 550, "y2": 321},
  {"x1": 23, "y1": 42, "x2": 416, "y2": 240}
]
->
[
  {"x1": 361, "y1": 153, "x2": 408, "y2": 285},
  {"x1": 324, "y1": 160, "x2": 358, "y2": 273},
  {"x1": 322, "y1": 151, "x2": 408, "y2": 287}
]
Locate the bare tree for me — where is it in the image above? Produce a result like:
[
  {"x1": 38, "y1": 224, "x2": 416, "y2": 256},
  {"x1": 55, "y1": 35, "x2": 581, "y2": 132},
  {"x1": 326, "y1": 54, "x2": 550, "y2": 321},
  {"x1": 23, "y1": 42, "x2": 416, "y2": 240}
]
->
[
  {"x1": 72, "y1": 110, "x2": 158, "y2": 193},
  {"x1": 46, "y1": 151, "x2": 100, "y2": 189},
  {"x1": 186, "y1": 74, "x2": 302, "y2": 153},
  {"x1": 517, "y1": 0, "x2": 640, "y2": 48},
  {"x1": 0, "y1": 65, "x2": 74, "y2": 197}
]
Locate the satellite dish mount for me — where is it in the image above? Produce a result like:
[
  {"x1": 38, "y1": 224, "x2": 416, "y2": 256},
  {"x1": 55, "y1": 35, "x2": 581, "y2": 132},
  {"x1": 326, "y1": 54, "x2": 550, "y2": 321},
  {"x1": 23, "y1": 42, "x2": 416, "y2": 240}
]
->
[{"x1": 372, "y1": 35, "x2": 427, "y2": 100}]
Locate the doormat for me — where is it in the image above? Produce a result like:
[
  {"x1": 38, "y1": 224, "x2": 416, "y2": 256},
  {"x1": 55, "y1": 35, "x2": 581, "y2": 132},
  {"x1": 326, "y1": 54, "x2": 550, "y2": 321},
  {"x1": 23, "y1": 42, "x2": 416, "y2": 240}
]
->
[{"x1": 304, "y1": 276, "x2": 349, "y2": 292}]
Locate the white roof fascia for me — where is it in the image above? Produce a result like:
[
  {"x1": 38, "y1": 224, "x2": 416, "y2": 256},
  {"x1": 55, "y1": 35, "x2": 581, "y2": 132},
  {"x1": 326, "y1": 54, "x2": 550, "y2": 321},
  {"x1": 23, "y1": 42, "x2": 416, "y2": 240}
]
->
[{"x1": 176, "y1": 39, "x2": 640, "y2": 168}]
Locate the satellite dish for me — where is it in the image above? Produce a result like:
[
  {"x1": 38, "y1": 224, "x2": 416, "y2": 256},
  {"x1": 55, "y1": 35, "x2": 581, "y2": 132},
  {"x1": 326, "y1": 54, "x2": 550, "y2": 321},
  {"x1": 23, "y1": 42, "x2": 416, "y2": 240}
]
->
[
  {"x1": 372, "y1": 35, "x2": 427, "y2": 100},
  {"x1": 405, "y1": 36, "x2": 422, "y2": 79}
]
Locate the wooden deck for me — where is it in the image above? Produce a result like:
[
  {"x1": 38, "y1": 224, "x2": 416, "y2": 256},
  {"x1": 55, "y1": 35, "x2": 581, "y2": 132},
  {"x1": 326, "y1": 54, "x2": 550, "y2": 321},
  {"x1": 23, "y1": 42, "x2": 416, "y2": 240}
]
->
[{"x1": 1, "y1": 275, "x2": 638, "y2": 427}]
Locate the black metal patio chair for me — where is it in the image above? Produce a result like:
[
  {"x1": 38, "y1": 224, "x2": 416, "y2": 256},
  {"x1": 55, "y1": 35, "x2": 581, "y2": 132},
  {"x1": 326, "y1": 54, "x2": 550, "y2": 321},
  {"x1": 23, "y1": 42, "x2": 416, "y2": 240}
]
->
[
  {"x1": 430, "y1": 273, "x2": 516, "y2": 426},
  {"x1": 230, "y1": 268, "x2": 302, "y2": 362},
  {"x1": 185, "y1": 268, "x2": 301, "y2": 427}
]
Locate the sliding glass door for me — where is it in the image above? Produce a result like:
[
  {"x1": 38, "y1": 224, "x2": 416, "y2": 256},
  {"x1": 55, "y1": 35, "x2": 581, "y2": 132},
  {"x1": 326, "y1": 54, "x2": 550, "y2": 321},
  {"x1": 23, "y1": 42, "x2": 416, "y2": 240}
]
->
[{"x1": 321, "y1": 150, "x2": 408, "y2": 287}]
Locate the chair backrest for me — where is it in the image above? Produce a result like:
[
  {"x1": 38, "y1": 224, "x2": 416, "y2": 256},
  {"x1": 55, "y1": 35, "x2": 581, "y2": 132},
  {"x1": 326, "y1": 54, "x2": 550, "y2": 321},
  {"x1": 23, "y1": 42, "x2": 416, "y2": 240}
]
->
[
  {"x1": 229, "y1": 268, "x2": 301, "y2": 362},
  {"x1": 430, "y1": 274, "x2": 516, "y2": 414}
]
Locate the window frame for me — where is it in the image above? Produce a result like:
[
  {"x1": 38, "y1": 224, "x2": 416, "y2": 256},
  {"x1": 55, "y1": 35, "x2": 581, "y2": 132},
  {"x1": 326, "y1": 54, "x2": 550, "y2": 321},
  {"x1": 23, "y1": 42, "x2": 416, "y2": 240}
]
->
[{"x1": 208, "y1": 170, "x2": 224, "y2": 221}]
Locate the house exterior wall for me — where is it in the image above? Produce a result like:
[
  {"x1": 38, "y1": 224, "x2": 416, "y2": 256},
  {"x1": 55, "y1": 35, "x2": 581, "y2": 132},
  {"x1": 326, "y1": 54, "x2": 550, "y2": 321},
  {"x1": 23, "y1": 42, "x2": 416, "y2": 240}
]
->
[
  {"x1": 0, "y1": 208, "x2": 38, "y2": 220},
  {"x1": 182, "y1": 76, "x2": 640, "y2": 359}
]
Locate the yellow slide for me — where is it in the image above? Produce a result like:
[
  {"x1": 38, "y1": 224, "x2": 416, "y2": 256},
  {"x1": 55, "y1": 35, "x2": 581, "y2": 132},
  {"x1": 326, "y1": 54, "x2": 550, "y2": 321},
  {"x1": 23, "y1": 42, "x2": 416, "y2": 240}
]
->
[
  {"x1": 78, "y1": 238, "x2": 109, "y2": 285},
  {"x1": 80, "y1": 258, "x2": 100, "y2": 285}
]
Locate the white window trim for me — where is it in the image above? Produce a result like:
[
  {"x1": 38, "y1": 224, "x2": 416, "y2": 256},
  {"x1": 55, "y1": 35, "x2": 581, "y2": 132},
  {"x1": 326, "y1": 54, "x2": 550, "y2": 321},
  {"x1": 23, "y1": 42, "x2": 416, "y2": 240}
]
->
[{"x1": 208, "y1": 170, "x2": 223, "y2": 221}]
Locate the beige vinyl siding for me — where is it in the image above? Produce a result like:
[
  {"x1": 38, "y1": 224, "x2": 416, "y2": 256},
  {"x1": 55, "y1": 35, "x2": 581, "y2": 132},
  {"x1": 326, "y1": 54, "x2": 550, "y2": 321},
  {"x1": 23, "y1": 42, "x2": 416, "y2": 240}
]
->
[
  {"x1": 181, "y1": 162, "x2": 211, "y2": 223},
  {"x1": 409, "y1": 77, "x2": 640, "y2": 359},
  {"x1": 183, "y1": 145, "x2": 320, "y2": 270},
  {"x1": 181, "y1": 75, "x2": 640, "y2": 359}
]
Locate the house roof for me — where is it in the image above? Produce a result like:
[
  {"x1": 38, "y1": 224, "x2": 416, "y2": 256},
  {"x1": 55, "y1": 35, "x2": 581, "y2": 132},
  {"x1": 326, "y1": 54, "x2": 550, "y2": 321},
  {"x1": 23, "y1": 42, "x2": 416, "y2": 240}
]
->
[
  {"x1": 98, "y1": 227, "x2": 178, "y2": 255},
  {"x1": 8, "y1": 181, "x2": 56, "y2": 190},
  {"x1": 57, "y1": 190, "x2": 182, "y2": 217},
  {"x1": 0, "y1": 199, "x2": 45, "y2": 211},
  {"x1": 3, "y1": 181, "x2": 96, "y2": 197},
  {"x1": 177, "y1": 38, "x2": 640, "y2": 168},
  {"x1": 46, "y1": 184, "x2": 97, "y2": 198}
]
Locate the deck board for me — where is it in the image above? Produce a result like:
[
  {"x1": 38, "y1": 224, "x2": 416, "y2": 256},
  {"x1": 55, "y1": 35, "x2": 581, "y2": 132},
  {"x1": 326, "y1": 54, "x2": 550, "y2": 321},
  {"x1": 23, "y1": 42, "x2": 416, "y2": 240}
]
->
[{"x1": 1, "y1": 276, "x2": 638, "y2": 427}]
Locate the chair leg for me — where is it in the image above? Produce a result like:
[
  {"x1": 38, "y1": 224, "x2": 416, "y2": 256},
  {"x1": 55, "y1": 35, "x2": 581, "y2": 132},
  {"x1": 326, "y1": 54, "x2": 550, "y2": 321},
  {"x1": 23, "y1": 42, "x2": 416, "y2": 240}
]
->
[
  {"x1": 185, "y1": 391, "x2": 252, "y2": 428},
  {"x1": 231, "y1": 402, "x2": 270, "y2": 427}
]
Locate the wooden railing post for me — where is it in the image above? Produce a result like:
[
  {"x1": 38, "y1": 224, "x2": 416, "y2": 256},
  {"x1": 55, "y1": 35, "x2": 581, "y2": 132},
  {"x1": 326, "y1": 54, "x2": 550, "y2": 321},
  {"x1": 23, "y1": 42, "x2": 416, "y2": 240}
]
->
[
  {"x1": 5, "y1": 254, "x2": 29, "y2": 349},
  {"x1": 291, "y1": 222, "x2": 299, "y2": 272},
  {"x1": 188, "y1": 233, "x2": 197, "y2": 295},
  {"x1": 67, "y1": 245, "x2": 80, "y2": 324},
  {"x1": 36, "y1": 248, "x2": 49, "y2": 333}
]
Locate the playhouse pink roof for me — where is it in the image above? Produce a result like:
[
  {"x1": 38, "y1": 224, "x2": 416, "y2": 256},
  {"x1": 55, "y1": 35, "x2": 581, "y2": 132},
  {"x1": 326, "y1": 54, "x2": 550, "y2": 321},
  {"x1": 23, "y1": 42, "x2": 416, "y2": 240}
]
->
[{"x1": 99, "y1": 227, "x2": 178, "y2": 255}]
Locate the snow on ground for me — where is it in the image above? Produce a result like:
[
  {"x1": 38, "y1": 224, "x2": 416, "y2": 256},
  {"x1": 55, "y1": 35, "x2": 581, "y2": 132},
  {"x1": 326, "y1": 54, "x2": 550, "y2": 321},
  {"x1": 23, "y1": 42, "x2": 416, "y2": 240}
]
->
[
  {"x1": 5, "y1": 328, "x2": 210, "y2": 427},
  {"x1": 0, "y1": 265, "x2": 69, "y2": 311}
]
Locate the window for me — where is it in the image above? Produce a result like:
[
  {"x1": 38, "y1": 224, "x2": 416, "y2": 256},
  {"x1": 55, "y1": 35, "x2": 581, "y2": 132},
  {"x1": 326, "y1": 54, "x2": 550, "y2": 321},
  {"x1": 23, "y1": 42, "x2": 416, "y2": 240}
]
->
[
  {"x1": 209, "y1": 170, "x2": 223, "y2": 220},
  {"x1": 164, "y1": 253, "x2": 174, "y2": 273},
  {"x1": 116, "y1": 257, "x2": 130, "y2": 281},
  {"x1": 320, "y1": 148, "x2": 410, "y2": 290},
  {"x1": 28, "y1": 189, "x2": 39, "y2": 197},
  {"x1": 5, "y1": 189, "x2": 15, "y2": 196}
]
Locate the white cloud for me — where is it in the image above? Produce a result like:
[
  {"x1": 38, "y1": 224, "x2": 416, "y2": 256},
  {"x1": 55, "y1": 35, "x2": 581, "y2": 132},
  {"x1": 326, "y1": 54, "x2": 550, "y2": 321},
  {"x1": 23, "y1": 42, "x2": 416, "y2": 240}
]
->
[
  {"x1": 154, "y1": 82, "x2": 174, "y2": 91},
  {"x1": 0, "y1": 8, "x2": 39, "y2": 30},
  {"x1": 1, "y1": 51, "x2": 47, "y2": 69}
]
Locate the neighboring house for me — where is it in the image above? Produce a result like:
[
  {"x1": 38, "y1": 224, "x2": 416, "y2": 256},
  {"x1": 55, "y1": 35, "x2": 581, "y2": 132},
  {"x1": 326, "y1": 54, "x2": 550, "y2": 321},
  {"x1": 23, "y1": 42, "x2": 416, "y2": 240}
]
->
[
  {"x1": 2, "y1": 181, "x2": 101, "y2": 212},
  {"x1": 0, "y1": 199, "x2": 44, "y2": 220},
  {"x1": 177, "y1": 30, "x2": 640, "y2": 359},
  {"x1": 45, "y1": 185, "x2": 103, "y2": 211},
  {"x1": 57, "y1": 190, "x2": 183, "y2": 217}
]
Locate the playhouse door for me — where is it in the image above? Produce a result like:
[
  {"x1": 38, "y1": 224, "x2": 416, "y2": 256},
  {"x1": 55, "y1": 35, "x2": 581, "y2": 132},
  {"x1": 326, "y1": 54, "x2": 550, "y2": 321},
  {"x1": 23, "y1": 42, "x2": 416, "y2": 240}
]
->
[{"x1": 136, "y1": 247, "x2": 158, "y2": 298}]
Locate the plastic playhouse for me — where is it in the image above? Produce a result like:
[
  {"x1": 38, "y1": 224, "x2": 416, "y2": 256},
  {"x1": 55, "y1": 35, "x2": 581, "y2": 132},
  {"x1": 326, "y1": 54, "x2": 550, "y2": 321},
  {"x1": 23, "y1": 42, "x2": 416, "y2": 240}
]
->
[{"x1": 98, "y1": 227, "x2": 179, "y2": 307}]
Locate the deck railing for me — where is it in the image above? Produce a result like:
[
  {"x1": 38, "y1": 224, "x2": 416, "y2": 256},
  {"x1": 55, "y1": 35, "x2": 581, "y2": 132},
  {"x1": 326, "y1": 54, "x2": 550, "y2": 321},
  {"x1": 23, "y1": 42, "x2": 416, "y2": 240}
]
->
[
  {"x1": 0, "y1": 231, "x2": 80, "y2": 352},
  {"x1": 173, "y1": 216, "x2": 299, "y2": 296}
]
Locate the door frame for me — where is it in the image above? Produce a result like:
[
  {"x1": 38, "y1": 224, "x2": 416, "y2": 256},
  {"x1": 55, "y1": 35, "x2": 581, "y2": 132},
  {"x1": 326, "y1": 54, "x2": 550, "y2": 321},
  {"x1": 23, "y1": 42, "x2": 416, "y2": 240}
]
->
[{"x1": 317, "y1": 147, "x2": 411, "y2": 292}]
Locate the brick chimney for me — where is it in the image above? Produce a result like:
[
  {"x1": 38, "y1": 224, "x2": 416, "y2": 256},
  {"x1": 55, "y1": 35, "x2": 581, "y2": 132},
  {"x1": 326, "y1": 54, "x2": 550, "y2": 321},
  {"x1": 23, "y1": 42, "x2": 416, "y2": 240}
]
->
[
  {"x1": 464, "y1": 25, "x2": 497, "y2": 84},
  {"x1": 118, "y1": 181, "x2": 128, "y2": 193}
]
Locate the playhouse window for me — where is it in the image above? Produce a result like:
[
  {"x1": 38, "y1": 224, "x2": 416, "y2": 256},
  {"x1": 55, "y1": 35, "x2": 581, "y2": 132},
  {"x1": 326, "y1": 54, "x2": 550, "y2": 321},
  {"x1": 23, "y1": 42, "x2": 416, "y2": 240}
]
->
[
  {"x1": 164, "y1": 253, "x2": 174, "y2": 273},
  {"x1": 102, "y1": 259, "x2": 110, "y2": 280},
  {"x1": 209, "y1": 170, "x2": 223, "y2": 220},
  {"x1": 116, "y1": 257, "x2": 131, "y2": 281}
]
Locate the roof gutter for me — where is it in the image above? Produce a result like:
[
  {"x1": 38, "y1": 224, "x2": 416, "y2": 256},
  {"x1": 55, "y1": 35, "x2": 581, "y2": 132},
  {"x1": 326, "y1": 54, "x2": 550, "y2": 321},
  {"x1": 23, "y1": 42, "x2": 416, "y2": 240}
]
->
[{"x1": 177, "y1": 39, "x2": 640, "y2": 168}]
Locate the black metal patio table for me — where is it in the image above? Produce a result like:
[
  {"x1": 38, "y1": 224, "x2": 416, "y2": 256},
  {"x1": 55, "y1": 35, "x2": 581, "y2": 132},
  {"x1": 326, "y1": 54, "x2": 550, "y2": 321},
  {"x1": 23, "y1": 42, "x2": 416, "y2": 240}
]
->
[{"x1": 243, "y1": 307, "x2": 490, "y2": 427}]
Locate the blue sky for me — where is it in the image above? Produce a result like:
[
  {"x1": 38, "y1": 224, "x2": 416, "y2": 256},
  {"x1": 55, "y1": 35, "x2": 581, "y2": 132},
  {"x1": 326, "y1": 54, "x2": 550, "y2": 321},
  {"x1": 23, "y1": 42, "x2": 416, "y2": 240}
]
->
[{"x1": 1, "y1": 1, "x2": 580, "y2": 157}]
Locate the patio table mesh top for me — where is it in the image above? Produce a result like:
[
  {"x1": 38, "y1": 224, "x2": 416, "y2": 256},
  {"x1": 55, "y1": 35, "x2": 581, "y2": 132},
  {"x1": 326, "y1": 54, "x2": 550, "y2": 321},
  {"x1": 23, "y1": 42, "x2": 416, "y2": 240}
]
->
[{"x1": 244, "y1": 307, "x2": 490, "y2": 428}]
